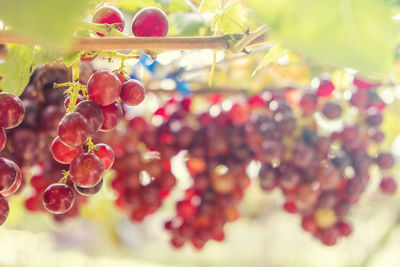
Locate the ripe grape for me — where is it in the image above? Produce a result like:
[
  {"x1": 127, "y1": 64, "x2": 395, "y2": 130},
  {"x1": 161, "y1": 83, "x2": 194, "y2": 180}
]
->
[
  {"x1": 322, "y1": 102, "x2": 342, "y2": 120},
  {"x1": 379, "y1": 177, "x2": 397, "y2": 195},
  {"x1": 376, "y1": 153, "x2": 394, "y2": 169},
  {"x1": 316, "y1": 80, "x2": 335, "y2": 97},
  {"x1": 75, "y1": 100, "x2": 104, "y2": 134},
  {"x1": 131, "y1": 7, "x2": 169, "y2": 37},
  {"x1": 51, "y1": 137, "x2": 82, "y2": 164},
  {"x1": 0, "y1": 194, "x2": 9, "y2": 225},
  {"x1": 100, "y1": 102, "x2": 122, "y2": 131},
  {"x1": 69, "y1": 153, "x2": 104, "y2": 188},
  {"x1": 120, "y1": 79, "x2": 145, "y2": 106},
  {"x1": 2, "y1": 169, "x2": 22, "y2": 197},
  {"x1": 42, "y1": 183, "x2": 74, "y2": 214},
  {"x1": 94, "y1": 143, "x2": 114, "y2": 170},
  {"x1": 0, "y1": 93, "x2": 25, "y2": 129},
  {"x1": 87, "y1": 71, "x2": 121, "y2": 106},
  {"x1": 64, "y1": 94, "x2": 84, "y2": 110},
  {"x1": 74, "y1": 178, "x2": 103, "y2": 196},
  {"x1": 92, "y1": 6, "x2": 125, "y2": 36},
  {"x1": 0, "y1": 157, "x2": 20, "y2": 193},
  {"x1": 58, "y1": 112, "x2": 90, "y2": 147}
]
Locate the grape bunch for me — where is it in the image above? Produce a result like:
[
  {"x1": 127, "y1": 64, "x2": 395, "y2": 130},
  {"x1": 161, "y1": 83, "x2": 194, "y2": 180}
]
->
[
  {"x1": 137, "y1": 98, "x2": 252, "y2": 249},
  {"x1": 45, "y1": 66, "x2": 147, "y2": 215},
  {"x1": 0, "y1": 92, "x2": 25, "y2": 225},
  {"x1": 248, "y1": 77, "x2": 396, "y2": 246}
]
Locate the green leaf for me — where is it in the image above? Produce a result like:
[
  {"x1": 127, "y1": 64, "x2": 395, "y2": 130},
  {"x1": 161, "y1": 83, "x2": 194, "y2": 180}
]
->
[
  {"x1": 0, "y1": 0, "x2": 96, "y2": 50},
  {"x1": 245, "y1": 0, "x2": 397, "y2": 77},
  {"x1": 200, "y1": 0, "x2": 221, "y2": 12},
  {"x1": 252, "y1": 45, "x2": 288, "y2": 76},
  {"x1": 169, "y1": 0, "x2": 191, "y2": 12},
  {"x1": 32, "y1": 47, "x2": 60, "y2": 67},
  {"x1": 0, "y1": 45, "x2": 34, "y2": 96},
  {"x1": 218, "y1": 1, "x2": 247, "y2": 34}
]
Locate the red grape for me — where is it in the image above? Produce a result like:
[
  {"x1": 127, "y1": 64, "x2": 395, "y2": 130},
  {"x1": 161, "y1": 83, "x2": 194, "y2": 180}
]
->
[
  {"x1": 58, "y1": 112, "x2": 90, "y2": 147},
  {"x1": 87, "y1": 71, "x2": 121, "y2": 106},
  {"x1": 75, "y1": 100, "x2": 104, "y2": 134},
  {"x1": 94, "y1": 143, "x2": 114, "y2": 170},
  {"x1": 0, "y1": 92, "x2": 25, "y2": 129},
  {"x1": 322, "y1": 102, "x2": 342, "y2": 120},
  {"x1": 376, "y1": 153, "x2": 394, "y2": 169},
  {"x1": 69, "y1": 153, "x2": 104, "y2": 188},
  {"x1": 316, "y1": 80, "x2": 335, "y2": 97},
  {"x1": 100, "y1": 102, "x2": 122, "y2": 131},
  {"x1": 51, "y1": 137, "x2": 82, "y2": 164},
  {"x1": 0, "y1": 194, "x2": 9, "y2": 225},
  {"x1": 380, "y1": 177, "x2": 397, "y2": 195},
  {"x1": 131, "y1": 7, "x2": 169, "y2": 37},
  {"x1": 120, "y1": 79, "x2": 145, "y2": 106},
  {"x1": 92, "y1": 6, "x2": 125, "y2": 37},
  {"x1": 42, "y1": 183, "x2": 74, "y2": 214}
]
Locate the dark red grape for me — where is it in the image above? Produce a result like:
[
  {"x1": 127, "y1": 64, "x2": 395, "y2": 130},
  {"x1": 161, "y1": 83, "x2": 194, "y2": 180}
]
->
[
  {"x1": 322, "y1": 102, "x2": 342, "y2": 120},
  {"x1": 87, "y1": 71, "x2": 121, "y2": 106},
  {"x1": 120, "y1": 79, "x2": 145, "y2": 106},
  {"x1": 51, "y1": 137, "x2": 82, "y2": 164},
  {"x1": 100, "y1": 102, "x2": 122, "y2": 131},
  {"x1": 92, "y1": 6, "x2": 125, "y2": 37},
  {"x1": 58, "y1": 112, "x2": 90, "y2": 147},
  {"x1": 299, "y1": 93, "x2": 317, "y2": 116},
  {"x1": 94, "y1": 143, "x2": 114, "y2": 170},
  {"x1": 0, "y1": 93, "x2": 25, "y2": 129},
  {"x1": 42, "y1": 183, "x2": 74, "y2": 214},
  {"x1": 376, "y1": 153, "x2": 394, "y2": 169},
  {"x1": 69, "y1": 153, "x2": 104, "y2": 188},
  {"x1": 75, "y1": 100, "x2": 104, "y2": 134},
  {"x1": 131, "y1": 7, "x2": 169, "y2": 37},
  {"x1": 0, "y1": 194, "x2": 9, "y2": 225},
  {"x1": 0, "y1": 157, "x2": 19, "y2": 193},
  {"x1": 74, "y1": 178, "x2": 103, "y2": 196}
]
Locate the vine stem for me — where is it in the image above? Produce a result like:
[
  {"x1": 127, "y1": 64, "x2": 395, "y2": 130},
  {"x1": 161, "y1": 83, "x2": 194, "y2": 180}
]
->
[{"x1": 0, "y1": 30, "x2": 266, "y2": 51}]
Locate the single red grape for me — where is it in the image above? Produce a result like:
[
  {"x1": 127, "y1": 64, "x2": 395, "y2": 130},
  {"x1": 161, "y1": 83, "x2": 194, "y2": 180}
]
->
[
  {"x1": 0, "y1": 194, "x2": 9, "y2": 225},
  {"x1": 94, "y1": 143, "x2": 114, "y2": 170},
  {"x1": 58, "y1": 112, "x2": 90, "y2": 147},
  {"x1": 131, "y1": 7, "x2": 169, "y2": 37},
  {"x1": 376, "y1": 153, "x2": 394, "y2": 169},
  {"x1": 322, "y1": 102, "x2": 342, "y2": 120},
  {"x1": 74, "y1": 178, "x2": 103, "y2": 196},
  {"x1": 0, "y1": 92, "x2": 25, "y2": 129},
  {"x1": 120, "y1": 79, "x2": 145, "y2": 106},
  {"x1": 69, "y1": 153, "x2": 104, "y2": 188},
  {"x1": 100, "y1": 102, "x2": 122, "y2": 131},
  {"x1": 380, "y1": 177, "x2": 397, "y2": 195},
  {"x1": 75, "y1": 100, "x2": 104, "y2": 134},
  {"x1": 87, "y1": 70, "x2": 121, "y2": 106},
  {"x1": 42, "y1": 183, "x2": 75, "y2": 214},
  {"x1": 92, "y1": 6, "x2": 125, "y2": 37},
  {"x1": 51, "y1": 137, "x2": 82, "y2": 164}
]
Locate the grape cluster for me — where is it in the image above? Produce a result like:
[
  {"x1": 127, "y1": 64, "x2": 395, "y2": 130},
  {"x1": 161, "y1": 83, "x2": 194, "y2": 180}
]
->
[{"x1": 44, "y1": 67, "x2": 147, "y2": 214}]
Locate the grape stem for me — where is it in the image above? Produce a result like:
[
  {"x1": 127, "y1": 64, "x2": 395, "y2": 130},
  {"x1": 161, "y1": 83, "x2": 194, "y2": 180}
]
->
[{"x1": 0, "y1": 30, "x2": 266, "y2": 51}]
